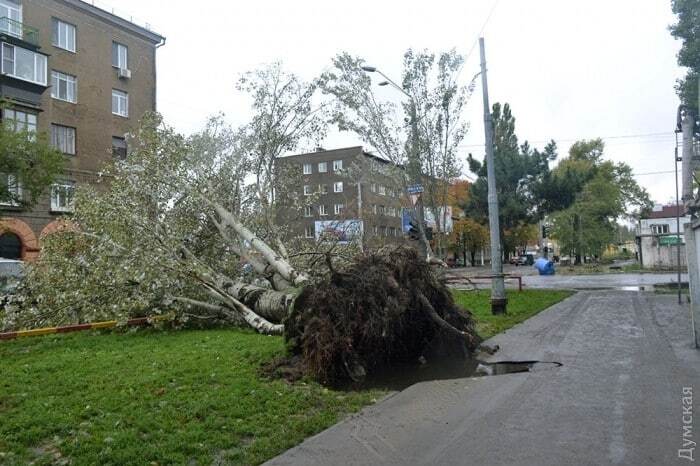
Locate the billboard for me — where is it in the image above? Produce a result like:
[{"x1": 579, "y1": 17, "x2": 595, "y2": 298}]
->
[
  {"x1": 314, "y1": 219, "x2": 364, "y2": 244},
  {"x1": 401, "y1": 206, "x2": 454, "y2": 233}
]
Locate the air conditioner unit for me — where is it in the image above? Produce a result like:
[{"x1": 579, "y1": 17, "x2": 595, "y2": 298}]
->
[{"x1": 118, "y1": 68, "x2": 131, "y2": 79}]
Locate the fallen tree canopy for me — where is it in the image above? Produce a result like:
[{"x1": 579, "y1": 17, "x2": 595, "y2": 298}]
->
[{"x1": 280, "y1": 247, "x2": 481, "y2": 384}]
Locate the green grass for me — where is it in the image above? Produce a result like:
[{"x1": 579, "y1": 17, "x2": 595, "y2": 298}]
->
[
  {"x1": 452, "y1": 289, "x2": 574, "y2": 339},
  {"x1": 0, "y1": 329, "x2": 383, "y2": 465}
]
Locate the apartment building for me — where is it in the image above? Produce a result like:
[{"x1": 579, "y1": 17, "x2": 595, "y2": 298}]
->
[
  {"x1": 0, "y1": 0, "x2": 164, "y2": 260},
  {"x1": 275, "y1": 146, "x2": 408, "y2": 248}
]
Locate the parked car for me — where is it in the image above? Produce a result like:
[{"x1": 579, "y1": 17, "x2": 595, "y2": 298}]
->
[
  {"x1": 0, "y1": 259, "x2": 23, "y2": 295},
  {"x1": 515, "y1": 254, "x2": 535, "y2": 266}
]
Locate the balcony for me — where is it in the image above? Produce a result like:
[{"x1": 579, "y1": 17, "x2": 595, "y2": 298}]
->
[{"x1": 0, "y1": 18, "x2": 39, "y2": 46}]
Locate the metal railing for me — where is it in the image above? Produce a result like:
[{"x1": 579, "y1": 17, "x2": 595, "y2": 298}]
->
[{"x1": 0, "y1": 17, "x2": 39, "y2": 45}]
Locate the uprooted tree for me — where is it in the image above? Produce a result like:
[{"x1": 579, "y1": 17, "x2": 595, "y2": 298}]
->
[{"x1": 3, "y1": 63, "x2": 481, "y2": 383}]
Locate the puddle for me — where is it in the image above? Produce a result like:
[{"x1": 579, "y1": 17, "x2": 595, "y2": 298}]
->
[{"x1": 348, "y1": 358, "x2": 562, "y2": 391}]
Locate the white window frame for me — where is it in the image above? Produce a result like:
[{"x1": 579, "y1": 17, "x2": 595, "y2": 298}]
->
[
  {"x1": 333, "y1": 160, "x2": 343, "y2": 171},
  {"x1": 303, "y1": 185, "x2": 312, "y2": 196},
  {"x1": 0, "y1": 173, "x2": 21, "y2": 206},
  {"x1": 50, "y1": 181, "x2": 75, "y2": 213},
  {"x1": 303, "y1": 205, "x2": 312, "y2": 217},
  {"x1": 111, "y1": 89, "x2": 128, "y2": 117},
  {"x1": 0, "y1": 0, "x2": 21, "y2": 37},
  {"x1": 304, "y1": 226, "x2": 314, "y2": 239},
  {"x1": 3, "y1": 108, "x2": 36, "y2": 133},
  {"x1": 52, "y1": 18, "x2": 76, "y2": 52},
  {"x1": 333, "y1": 181, "x2": 343, "y2": 193},
  {"x1": 319, "y1": 205, "x2": 328, "y2": 216},
  {"x1": 112, "y1": 41, "x2": 128, "y2": 69},
  {"x1": 372, "y1": 204, "x2": 377, "y2": 215},
  {"x1": 334, "y1": 203, "x2": 344, "y2": 215},
  {"x1": 1, "y1": 43, "x2": 47, "y2": 85},
  {"x1": 651, "y1": 224, "x2": 670, "y2": 235},
  {"x1": 50, "y1": 124, "x2": 76, "y2": 155},
  {"x1": 303, "y1": 163, "x2": 312, "y2": 175},
  {"x1": 51, "y1": 70, "x2": 77, "y2": 103},
  {"x1": 318, "y1": 162, "x2": 327, "y2": 173},
  {"x1": 378, "y1": 185, "x2": 386, "y2": 195}
]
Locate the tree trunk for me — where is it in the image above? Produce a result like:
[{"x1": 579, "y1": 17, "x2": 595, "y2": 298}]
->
[{"x1": 226, "y1": 282, "x2": 294, "y2": 323}]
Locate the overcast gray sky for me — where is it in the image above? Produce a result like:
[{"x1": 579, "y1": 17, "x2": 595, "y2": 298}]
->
[{"x1": 113, "y1": 0, "x2": 684, "y2": 204}]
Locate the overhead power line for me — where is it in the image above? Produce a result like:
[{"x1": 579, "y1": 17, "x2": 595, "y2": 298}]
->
[{"x1": 458, "y1": 131, "x2": 676, "y2": 149}]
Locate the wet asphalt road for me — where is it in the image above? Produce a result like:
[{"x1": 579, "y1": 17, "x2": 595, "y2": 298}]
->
[{"x1": 265, "y1": 290, "x2": 700, "y2": 466}]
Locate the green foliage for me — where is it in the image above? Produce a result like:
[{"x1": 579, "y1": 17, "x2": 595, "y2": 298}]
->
[
  {"x1": 548, "y1": 140, "x2": 651, "y2": 260},
  {"x1": 450, "y1": 218, "x2": 489, "y2": 264},
  {"x1": 670, "y1": 0, "x2": 700, "y2": 110},
  {"x1": 0, "y1": 329, "x2": 382, "y2": 465},
  {"x1": 452, "y1": 289, "x2": 574, "y2": 338},
  {"x1": 0, "y1": 116, "x2": 64, "y2": 207},
  {"x1": 463, "y1": 103, "x2": 555, "y2": 255}
]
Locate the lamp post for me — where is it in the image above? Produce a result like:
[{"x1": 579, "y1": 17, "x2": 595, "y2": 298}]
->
[{"x1": 361, "y1": 65, "x2": 431, "y2": 260}]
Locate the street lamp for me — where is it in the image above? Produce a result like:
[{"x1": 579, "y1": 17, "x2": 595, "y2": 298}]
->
[{"x1": 361, "y1": 65, "x2": 430, "y2": 259}]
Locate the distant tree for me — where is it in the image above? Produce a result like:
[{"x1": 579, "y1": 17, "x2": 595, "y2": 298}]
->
[
  {"x1": 670, "y1": 0, "x2": 700, "y2": 112},
  {"x1": 463, "y1": 103, "x2": 554, "y2": 259},
  {"x1": 0, "y1": 115, "x2": 64, "y2": 208},
  {"x1": 549, "y1": 141, "x2": 651, "y2": 263},
  {"x1": 450, "y1": 217, "x2": 488, "y2": 266},
  {"x1": 322, "y1": 49, "x2": 475, "y2": 262}
]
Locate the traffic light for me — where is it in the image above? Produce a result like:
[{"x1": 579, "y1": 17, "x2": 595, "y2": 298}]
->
[
  {"x1": 408, "y1": 220, "x2": 420, "y2": 240},
  {"x1": 542, "y1": 225, "x2": 551, "y2": 238}
]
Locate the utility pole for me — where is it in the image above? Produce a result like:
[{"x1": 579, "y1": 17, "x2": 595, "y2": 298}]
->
[{"x1": 479, "y1": 37, "x2": 507, "y2": 315}]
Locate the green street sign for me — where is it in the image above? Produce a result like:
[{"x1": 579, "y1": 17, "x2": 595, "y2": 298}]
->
[{"x1": 659, "y1": 235, "x2": 683, "y2": 246}]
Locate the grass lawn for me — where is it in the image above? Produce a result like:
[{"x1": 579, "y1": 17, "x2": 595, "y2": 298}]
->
[
  {"x1": 0, "y1": 329, "x2": 383, "y2": 465},
  {"x1": 452, "y1": 289, "x2": 574, "y2": 339}
]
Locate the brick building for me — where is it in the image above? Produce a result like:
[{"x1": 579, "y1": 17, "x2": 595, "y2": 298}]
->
[
  {"x1": 275, "y1": 146, "x2": 408, "y2": 248},
  {"x1": 0, "y1": 0, "x2": 164, "y2": 260}
]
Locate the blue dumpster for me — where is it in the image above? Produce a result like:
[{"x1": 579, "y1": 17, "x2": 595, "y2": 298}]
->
[{"x1": 534, "y1": 257, "x2": 555, "y2": 275}]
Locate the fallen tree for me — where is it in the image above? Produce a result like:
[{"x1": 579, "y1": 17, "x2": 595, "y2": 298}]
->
[{"x1": 4, "y1": 63, "x2": 482, "y2": 383}]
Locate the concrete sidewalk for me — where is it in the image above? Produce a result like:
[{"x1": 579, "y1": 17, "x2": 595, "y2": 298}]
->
[{"x1": 265, "y1": 291, "x2": 700, "y2": 466}]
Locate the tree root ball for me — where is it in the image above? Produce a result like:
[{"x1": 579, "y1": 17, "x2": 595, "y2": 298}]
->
[{"x1": 282, "y1": 247, "x2": 482, "y2": 384}]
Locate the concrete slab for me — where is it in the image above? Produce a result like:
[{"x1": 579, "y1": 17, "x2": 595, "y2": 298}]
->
[{"x1": 265, "y1": 291, "x2": 700, "y2": 466}]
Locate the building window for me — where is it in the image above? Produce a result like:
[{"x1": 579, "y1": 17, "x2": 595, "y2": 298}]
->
[
  {"x1": 334, "y1": 203, "x2": 344, "y2": 215},
  {"x1": 50, "y1": 124, "x2": 75, "y2": 155},
  {"x1": 318, "y1": 162, "x2": 327, "y2": 173},
  {"x1": 379, "y1": 205, "x2": 385, "y2": 215},
  {"x1": 333, "y1": 181, "x2": 343, "y2": 193},
  {"x1": 319, "y1": 205, "x2": 328, "y2": 216},
  {"x1": 3, "y1": 108, "x2": 36, "y2": 133},
  {"x1": 52, "y1": 19, "x2": 76, "y2": 52},
  {"x1": 372, "y1": 204, "x2": 377, "y2": 215},
  {"x1": 112, "y1": 41, "x2": 128, "y2": 69},
  {"x1": 111, "y1": 89, "x2": 128, "y2": 117},
  {"x1": 1, "y1": 43, "x2": 47, "y2": 85},
  {"x1": 304, "y1": 226, "x2": 314, "y2": 239},
  {"x1": 303, "y1": 163, "x2": 312, "y2": 175},
  {"x1": 112, "y1": 136, "x2": 127, "y2": 159},
  {"x1": 320, "y1": 184, "x2": 328, "y2": 194},
  {"x1": 333, "y1": 160, "x2": 343, "y2": 171},
  {"x1": 0, "y1": 173, "x2": 20, "y2": 206},
  {"x1": 51, "y1": 70, "x2": 77, "y2": 103},
  {"x1": 378, "y1": 185, "x2": 386, "y2": 195},
  {"x1": 0, "y1": 1, "x2": 22, "y2": 37},
  {"x1": 303, "y1": 185, "x2": 312, "y2": 196},
  {"x1": 370, "y1": 183, "x2": 376, "y2": 193},
  {"x1": 303, "y1": 205, "x2": 312, "y2": 217},
  {"x1": 651, "y1": 224, "x2": 670, "y2": 235},
  {"x1": 50, "y1": 181, "x2": 75, "y2": 212},
  {"x1": 373, "y1": 225, "x2": 378, "y2": 236},
  {"x1": 387, "y1": 206, "x2": 396, "y2": 217}
]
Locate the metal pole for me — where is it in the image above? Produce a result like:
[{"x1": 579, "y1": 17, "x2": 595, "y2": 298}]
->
[
  {"x1": 479, "y1": 37, "x2": 506, "y2": 315},
  {"x1": 675, "y1": 136, "x2": 682, "y2": 304}
]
